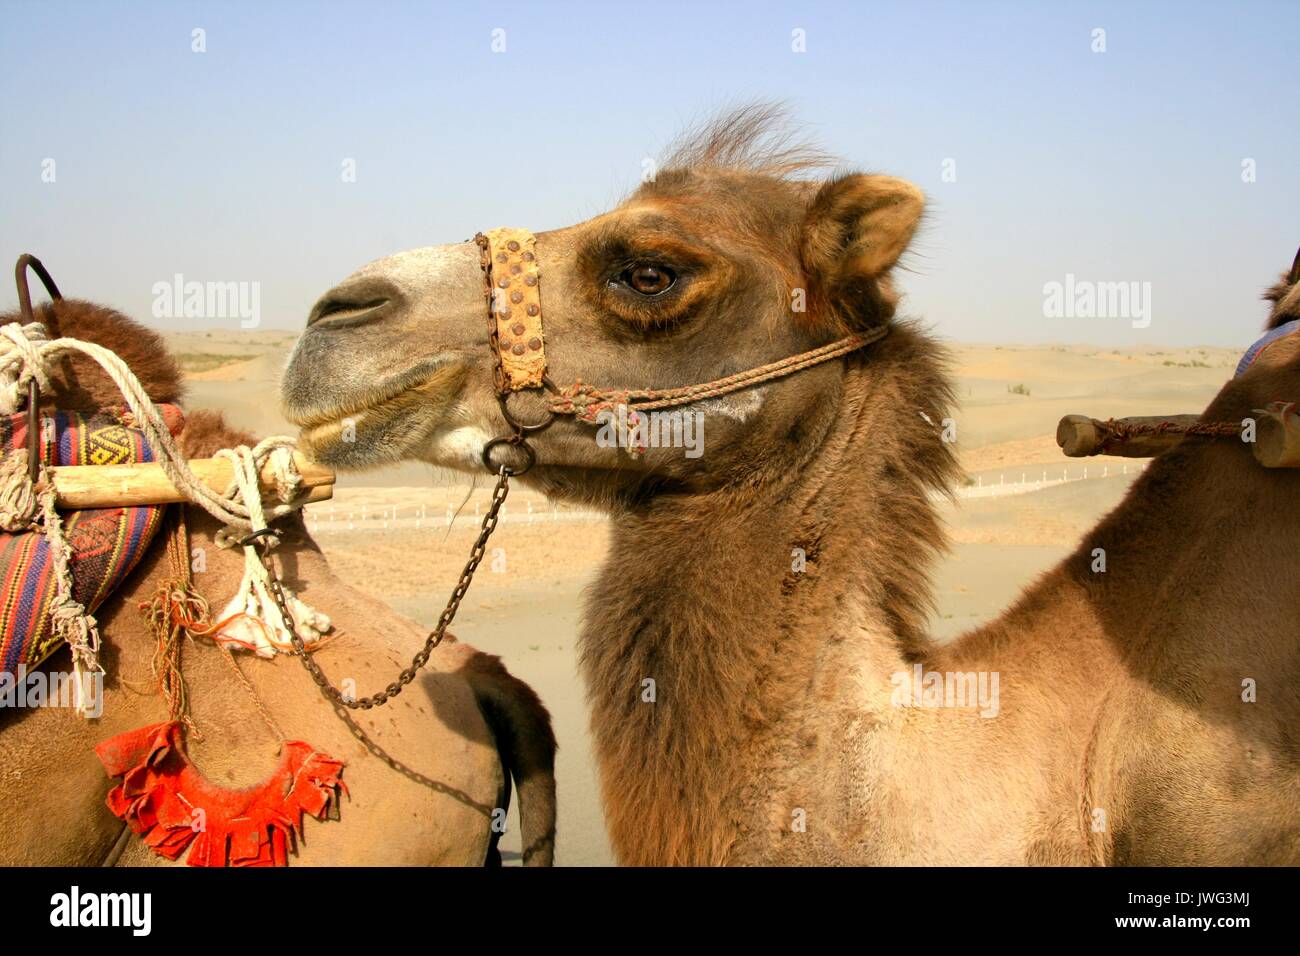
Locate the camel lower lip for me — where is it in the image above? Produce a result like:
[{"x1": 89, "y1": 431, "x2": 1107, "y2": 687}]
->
[
  {"x1": 291, "y1": 363, "x2": 469, "y2": 463},
  {"x1": 300, "y1": 390, "x2": 403, "y2": 431},
  {"x1": 285, "y1": 360, "x2": 464, "y2": 430},
  {"x1": 297, "y1": 386, "x2": 435, "y2": 440}
]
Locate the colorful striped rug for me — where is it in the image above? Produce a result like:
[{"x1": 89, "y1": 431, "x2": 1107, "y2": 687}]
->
[{"x1": 0, "y1": 405, "x2": 183, "y2": 675}]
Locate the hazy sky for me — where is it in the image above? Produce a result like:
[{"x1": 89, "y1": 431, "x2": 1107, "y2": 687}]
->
[{"x1": 1, "y1": 0, "x2": 1296, "y2": 346}]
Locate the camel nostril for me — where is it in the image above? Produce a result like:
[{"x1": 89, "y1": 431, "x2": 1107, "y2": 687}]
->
[
  {"x1": 308, "y1": 296, "x2": 391, "y2": 328},
  {"x1": 307, "y1": 280, "x2": 401, "y2": 328}
]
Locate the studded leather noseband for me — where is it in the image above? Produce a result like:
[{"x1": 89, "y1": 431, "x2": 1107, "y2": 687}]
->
[{"x1": 477, "y1": 228, "x2": 547, "y2": 393}]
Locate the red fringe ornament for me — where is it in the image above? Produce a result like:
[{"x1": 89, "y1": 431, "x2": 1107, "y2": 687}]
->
[{"x1": 96, "y1": 721, "x2": 346, "y2": 866}]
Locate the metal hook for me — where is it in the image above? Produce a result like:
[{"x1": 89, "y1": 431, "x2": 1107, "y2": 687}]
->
[
  {"x1": 237, "y1": 527, "x2": 278, "y2": 548},
  {"x1": 11, "y1": 255, "x2": 63, "y2": 486}
]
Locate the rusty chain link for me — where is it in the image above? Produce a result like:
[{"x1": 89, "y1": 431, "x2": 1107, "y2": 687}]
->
[
  {"x1": 261, "y1": 231, "x2": 553, "y2": 708},
  {"x1": 267, "y1": 233, "x2": 541, "y2": 709},
  {"x1": 265, "y1": 465, "x2": 513, "y2": 709}
]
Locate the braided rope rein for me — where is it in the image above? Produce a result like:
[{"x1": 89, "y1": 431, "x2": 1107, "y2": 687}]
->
[
  {"x1": 544, "y1": 326, "x2": 888, "y2": 456},
  {"x1": 547, "y1": 326, "x2": 887, "y2": 422}
]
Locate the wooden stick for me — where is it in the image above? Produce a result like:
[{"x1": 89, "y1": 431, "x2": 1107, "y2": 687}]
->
[
  {"x1": 1059, "y1": 410, "x2": 1300, "y2": 469},
  {"x1": 43, "y1": 452, "x2": 335, "y2": 509},
  {"x1": 1056, "y1": 414, "x2": 1202, "y2": 458}
]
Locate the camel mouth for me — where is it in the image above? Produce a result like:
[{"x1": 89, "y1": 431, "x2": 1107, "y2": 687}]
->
[
  {"x1": 284, "y1": 356, "x2": 463, "y2": 430},
  {"x1": 288, "y1": 362, "x2": 469, "y2": 468}
]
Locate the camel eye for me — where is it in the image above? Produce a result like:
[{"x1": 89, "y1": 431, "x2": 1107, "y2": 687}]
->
[{"x1": 623, "y1": 264, "x2": 676, "y2": 296}]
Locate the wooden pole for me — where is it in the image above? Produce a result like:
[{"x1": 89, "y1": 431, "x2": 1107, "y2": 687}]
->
[
  {"x1": 1058, "y1": 410, "x2": 1300, "y2": 469},
  {"x1": 43, "y1": 452, "x2": 335, "y2": 509},
  {"x1": 1056, "y1": 414, "x2": 1202, "y2": 458}
]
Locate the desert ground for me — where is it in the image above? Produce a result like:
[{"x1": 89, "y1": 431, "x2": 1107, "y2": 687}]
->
[{"x1": 165, "y1": 329, "x2": 1241, "y2": 865}]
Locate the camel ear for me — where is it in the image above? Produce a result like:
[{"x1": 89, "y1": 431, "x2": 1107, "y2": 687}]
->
[
  {"x1": 1288, "y1": 246, "x2": 1300, "y2": 286},
  {"x1": 800, "y1": 173, "x2": 924, "y2": 329}
]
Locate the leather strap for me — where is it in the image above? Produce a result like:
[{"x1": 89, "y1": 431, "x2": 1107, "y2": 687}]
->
[{"x1": 479, "y1": 228, "x2": 546, "y2": 391}]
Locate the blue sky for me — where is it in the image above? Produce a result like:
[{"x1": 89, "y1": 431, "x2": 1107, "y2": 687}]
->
[{"x1": 1, "y1": 0, "x2": 1296, "y2": 346}]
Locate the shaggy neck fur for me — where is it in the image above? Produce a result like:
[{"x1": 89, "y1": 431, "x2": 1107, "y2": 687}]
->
[
  {"x1": 580, "y1": 324, "x2": 959, "y2": 865},
  {"x1": 583, "y1": 314, "x2": 1300, "y2": 866}
]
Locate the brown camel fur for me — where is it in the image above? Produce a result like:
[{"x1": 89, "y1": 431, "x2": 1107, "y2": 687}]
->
[
  {"x1": 0, "y1": 299, "x2": 556, "y2": 867},
  {"x1": 281, "y1": 105, "x2": 1299, "y2": 866},
  {"x1": 1264, "y1": 247, "x2": 1300, "y2": 328}
]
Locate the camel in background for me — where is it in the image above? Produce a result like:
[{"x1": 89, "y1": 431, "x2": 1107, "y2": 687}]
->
[
  {"x1": 0, "y1": 298, "x2": 556, "y2": 866},
  {"x1": 281, "y1": 106, "x2": 1298, "y2": 865}
]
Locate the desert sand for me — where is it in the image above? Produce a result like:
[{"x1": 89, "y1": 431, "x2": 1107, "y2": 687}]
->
[{"x1": 163, "y1": 330, "x2": 1242, "y2": 865}]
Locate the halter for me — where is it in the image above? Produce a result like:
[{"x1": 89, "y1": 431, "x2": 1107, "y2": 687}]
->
[{"x1": 473, "y1": 228, "x2": 889, "y2": 476}]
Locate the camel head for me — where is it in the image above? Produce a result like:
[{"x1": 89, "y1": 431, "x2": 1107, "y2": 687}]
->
[{"x1": 281, "y1": 107, "x2": 927, "y2": 503}]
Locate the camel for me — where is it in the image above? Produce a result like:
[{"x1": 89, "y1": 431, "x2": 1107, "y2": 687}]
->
[
  {"x1": 0, "y1": 297, "x2": 557, "y2": 866},
  {"x1": 281, "y1": 106, "x2": 1299, "y2": 865}
]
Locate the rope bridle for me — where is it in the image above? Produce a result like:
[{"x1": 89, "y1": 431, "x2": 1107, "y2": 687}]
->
[{"x1": 473, "y1": 227, "x2": 888, "y2": 474}]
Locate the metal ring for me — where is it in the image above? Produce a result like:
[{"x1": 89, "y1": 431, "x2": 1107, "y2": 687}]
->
[
  {"x1": 481, "y1": 437, "x2": 536, "y2": 476},
  {"x1": 497, "y1": 390, "x2": 556, "y2": 433}
]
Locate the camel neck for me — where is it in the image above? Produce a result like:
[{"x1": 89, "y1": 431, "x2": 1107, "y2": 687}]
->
[{"x1": 579, "y1": 329, "x2": 956, "y2": 864}]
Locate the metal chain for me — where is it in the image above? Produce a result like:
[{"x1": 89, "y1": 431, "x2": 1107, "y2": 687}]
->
[
  {"x1": 267, "y1": 466, "x2": 513, "y2": 709},
  {"x1": 267, "y1": 233, "x2": 541, "y2": 709}
]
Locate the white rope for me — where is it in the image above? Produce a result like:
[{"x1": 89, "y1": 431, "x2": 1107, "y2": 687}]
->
[
  {"x1": 0, "y1": 449, "x2": 39, "y2": 532},
  {"x1": 209, "y1": 443, "x2": 330, "y2": 658},
  {"x1": 35, "y1": 474, "x2": 104, "y2": 713},
  {"x1": 0, "y1": 322, "x2": 306, "y2": 535},
  {"x1": 0, "y1": 447, "x2": 103, "y2": 715},
  {"x1": 0, "y1": 322, "x2": 330, "y2": 673}
]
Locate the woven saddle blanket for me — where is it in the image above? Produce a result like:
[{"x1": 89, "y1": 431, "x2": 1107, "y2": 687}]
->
[{"x1": 0, "y1": 404, "x2": 184, "y2": 675}]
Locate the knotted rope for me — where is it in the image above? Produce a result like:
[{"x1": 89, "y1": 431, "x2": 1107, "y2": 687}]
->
[
  {"x1": 0, "y1": 322, "x2": 305, "y2": 535},
  {"x1": 139, "y1": 509, "x2": 204, "y2": 739},
  {"x1": 0, "y1": 447, "x2": 39, "y2": 532},
  {"x1": 0, "y1": 447, "x2": 103, "y2": 714},
  {"x1": 209, "y1": 440, "x2": 330, "y2": 657},
  {"x1": 0, "y1": 321, "x2": 329, "y2": 691}
]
